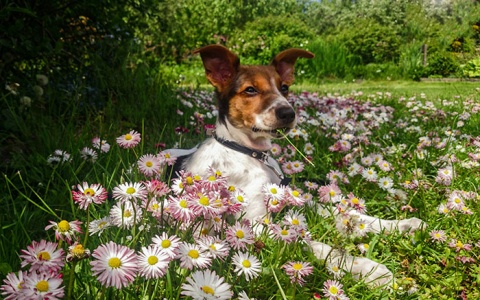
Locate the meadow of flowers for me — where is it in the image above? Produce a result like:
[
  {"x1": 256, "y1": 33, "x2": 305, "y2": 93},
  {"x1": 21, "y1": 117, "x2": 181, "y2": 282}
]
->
[{"x1": 2, "y1": 85, "x2": 480, "y2": 299}]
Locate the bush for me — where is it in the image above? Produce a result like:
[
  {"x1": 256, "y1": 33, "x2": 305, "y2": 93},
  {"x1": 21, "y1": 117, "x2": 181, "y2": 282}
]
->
[
  {"x1": 227, "y1": 15, "x2": 315, "y2": 65},
  {"x1": 462, "y1": 58, "x2": 480, "y2": 78},
  {"x1": 425, "y1": 52, "x2": 460, "y2": 77}
]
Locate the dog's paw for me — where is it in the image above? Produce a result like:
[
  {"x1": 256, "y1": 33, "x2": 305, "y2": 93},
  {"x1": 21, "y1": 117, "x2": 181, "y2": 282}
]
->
[
  {"x1": 397, "y1": 217, "x2": 425, "y2": 233},
  {"x1": 346, "y1": 256, "x2": 393, "y2": 288}
]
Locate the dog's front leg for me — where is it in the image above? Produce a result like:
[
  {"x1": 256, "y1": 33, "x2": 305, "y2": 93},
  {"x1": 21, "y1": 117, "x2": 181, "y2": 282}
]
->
[
  {"x1": 348, "y1": 210, "x2": 425, "y2": 233},
  {"x1": 309, "y1": 241, "x2": 394, "y2": 288}
]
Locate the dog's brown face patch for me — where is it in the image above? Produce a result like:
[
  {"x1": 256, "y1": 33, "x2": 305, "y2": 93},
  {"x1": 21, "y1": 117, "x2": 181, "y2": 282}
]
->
[{"x1": 226, "y1": 65, "x2": 290, "y2": 130}]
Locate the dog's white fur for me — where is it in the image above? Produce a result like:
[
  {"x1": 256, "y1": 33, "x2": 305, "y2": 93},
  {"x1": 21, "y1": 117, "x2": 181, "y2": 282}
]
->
[{"x1": 170, "y1": 45, "x2": 424, "y2": 288}]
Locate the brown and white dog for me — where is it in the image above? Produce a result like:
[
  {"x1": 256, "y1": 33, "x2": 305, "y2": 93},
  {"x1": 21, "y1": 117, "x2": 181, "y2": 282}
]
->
[{"x1": 171, "y1": 45, "x2": 423, "y2": 287}]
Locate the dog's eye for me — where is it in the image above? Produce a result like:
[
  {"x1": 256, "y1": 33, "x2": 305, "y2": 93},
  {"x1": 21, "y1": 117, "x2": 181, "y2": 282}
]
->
[
  {"x1": 244, "y1": 86, "x2": 258, "y2": 95},
  {"x1": 281, "y1": 84, "x2": 289, "y2": 94}
]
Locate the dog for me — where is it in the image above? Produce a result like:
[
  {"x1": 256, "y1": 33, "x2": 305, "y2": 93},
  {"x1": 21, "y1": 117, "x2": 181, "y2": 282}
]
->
[{"x1": 170, "y1": 44, "x2": 423, "y2": 287}]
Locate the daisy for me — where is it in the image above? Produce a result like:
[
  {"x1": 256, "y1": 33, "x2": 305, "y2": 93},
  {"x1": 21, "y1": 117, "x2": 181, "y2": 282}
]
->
[
  {"x1": 1, "y1": 271, "x2": 27, "y2": 300},
  {"x1": 447, "y1": 192, "x2": 465, "y2": 211},
  {"x1": 177, "y1": 242, "x2": 212, "y2": 270},
  {"x1": 347, "y1": 162, "x2": 362, "y2": 177},
  {"x1": 377, "y1": 160, "x2": 392, "y2": 172},
  {"x1": 318, "y1": 184, "x2": 342, "y2": 203},
  {"x1": 72, "y1": 182, "x2": 108, "y2": 210},
  {"x1": 112, "y1": 181, "x2": 148, "y2": 203},
  {"x1": 285, "y1": 188, "x2": 306, "y2": 206},
  {"x1": 323, "y1": 279, "x2": 348, "y2": 300},
  {"x1": 92, "y1": 137, "x2": 110, "y2": 153},
  {"x1": 110, "y1": 201, "x2": 143, "y2": 229},
  {"x1": 283, "y1": 211, "x2": 307, "y2": 229},
  {"x1": 22, "y1": 271, "x2": 64, "y2": 300},
  {"x1": 326, "y1": 261, "x2": 345, "y2": 279},
  {"x1": 116, "y1": 130, "x2": 141, "y2": 148},
  {"x1": 263, "y1": 183, "x2": 285, "y2": 201},
  {"x1": 144, "y1": 179, "x2": 171, "y2": 198},
  {"x1": 88, "y1": 216, "x2": 112, "y2": 236},
  {"x1": 188, "y1": 189, "x2": 221, "y2": 218},
  {"x1": 357, "y1": 243, "x2": 370, "y2": 254},
  {"x1": 80, "y1": 146, "x2": 98, "y2": 162},
  {"x1": 429, "y1": 230, "x2": 447, "y2": 243},
  {"x1": 151, "y1": 233, "x2": 182, "y2": 259},
  {"x1": 137, "y1": 154, "x2": 162, "y2": 177},
  {"x1": 270, "y1": 143, "x2": 282, "y2": 157},
  {"x1": 66, "y1": 242, "x2": 91, "y2": 262},
  {"x1": 181, "y1": 269, "x2": 232, "y2": 300},
  {"x1": 225, "y1": 221, "x2": 255, "y2": 250},
  {"x1": 448, "y1": 239, "x2": 472, "y2": 252},
  {"x1": 90, "y1": 241, "x2": 138, "y2": 289},
  {"x1": 291, "y1": 160, "x2": 305, "y2": 173},
  {"x1": 232, "y1": 252, "x2": 262, "y2": 281},
  {"x1": 158, "y1": 151, "x2": 177, "y2": 166},
  {"x1": 283, "y1": 145, "x2": 296, "y2": 158},
  {"x1": 137, "y1": 246, "x2": 171, "y2": 279},
  {"x1": 282, "y1": 261, "x2": 314, "y2": 286},
  {"x1": 378, "y1": 176, "x2": 394, "y2": 190},
  {"x1": 304, "y1": 181, "x2": 319, "y2": 191},
  {"x1": 304, "y1": 142, "x2": 315, "y2": 155},
  {"x1": 361, "y1": 167, "x2": 378, "y2": 182},
  {"x1": 437, "y1": 203, "x2": 450, "y2": 215},
  {"x1": 271, "y1": 224, "x2": 298, "y2": 243},
  {"x1": 45, "y1": 219, "x2": 83, "y2": 244},
  {"x1": 197, "y1": 236, "x2": 230, "y2": 260},
  {"x1": 20, "y1": 240, "x2": 65, "y2": 273},
  {"x1": 168, "y1": 195, "x2": 195, "y2": 223}
]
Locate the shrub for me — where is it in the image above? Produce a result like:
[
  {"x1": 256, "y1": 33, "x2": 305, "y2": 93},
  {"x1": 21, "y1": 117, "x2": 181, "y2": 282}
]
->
[
  {"x1": 461, "y1": 58, "x2": 480, "y2": 78},
  {"x1": 425, "y1": 52, "x2": 460, "y2": 77}
]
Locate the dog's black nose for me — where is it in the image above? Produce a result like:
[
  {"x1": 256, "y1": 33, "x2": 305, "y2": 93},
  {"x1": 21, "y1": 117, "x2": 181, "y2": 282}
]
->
[{"x1": 275, "y1": 106, "x2": 296, "y2": 123}]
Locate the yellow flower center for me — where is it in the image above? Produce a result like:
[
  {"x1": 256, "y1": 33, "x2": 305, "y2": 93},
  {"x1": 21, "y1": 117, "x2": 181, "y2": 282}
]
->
[
  {"x1": 454, "y1": 198, "x2": 461, "y2": 204},
  {"x1": 123, "y1": 209, "x2": 132, "y2": 218},
  {"x1": 292, "y1": 190, "x2": 300, "y2": 197},
  {"x1": 193, "y1": 175, "x2": 201, "y2": 181},
  {"x1": 125, "y1": 134, "x2": 132, "y2": 141},
  {"x1": 281, "y1": 229, "x2": 288, "y2": 236},
  {"x1": 37, "y1": 251, "x2": 51, "y2": 261},
  {"x1": 228, "y1": 185, "x2": 236, "y2": 192},
  {"x1": 179, "y1": 199, "x2": 188, "y2": 208},
  {"x1": 146, "y1": 161, "x2": 153, "y2": 167},
  {"x1": 152, "y1": 203, "x2": 159, "y2": 210},
  {"x1": 270, "y1": 188, "x2": 277, "y2": 194},
  {"x1": 186, "y1": 176, "x2": 194, "y2": 185},
  {"x1": 58, "y1": 220, "x2": 70, "y2": 232},
  {"x1": 291, "y1": 219, "x2": 300, "y2": 226},
  {"x1": 72, "y1": 244, "x2": 85, "y2": 256},
  {"x1": 293, "y1": 263, "x2": 303, "y2": 270},
  {"x1": 272, "y1": 199, "x2": 278, "y2": 205},
  {"x1": 108, "y1": 257, "x2": 122, "y2": 268},
  {"x1": 208, "y1": 175, "x2": 216, "y2": 182},
  {"x1": 199, "y1": 196, "x2": 210, "y2": 206},
  {"x1": 329, "y1": 286, "x2": 339, "y2": 295},
  {"x1": 242, "y1": 260, "x2": 251, "y2": 268},
  {"x1": 359, "y1": 223, "x2": 365, "y2": 230},
  {"x1": 201, "y1": 285, "x2": 214, "y2": 295},
  {"x1": 98, "y1": 221, "x2": 107, "y2": 229},
  {"x1": 363, "y1": 243, "x2": 369, "y2": 249},
  {"x1": 210, "y1": 244, "x2": 217, "y2": 251},
  {"x1": 188, "y1": 249, "x2": 199, "y2": 259},
  {"x1": 351, "y1": 197, "x2": 359, "y2": 205},
  {"x1": 148, "y1": 255, "x2": 158, "y2": 265},
  {"x1": 332, "y1": 265, "x2": 339, "y2": 272},
  {"x1": 456, "y1": 241, "x2": 464, "y2": 249},
  {"x1": 161, "y1": 240, "x2": 171, "y2": 248},
  {"x1": 237, "y1": 195, "x2": 244, "y2": 202},
  {"x1": 36, "y1": 280, "x2": 49, "y2": 292},
  {"x1": 126, "y1": 187, "x2": 136, "y2": 194},
  {"x1": 84, "y1": 188, "x2": 95, "y2": 196},
  {"x1": 236, "y1": 230, "x2": 245, "y2": 239}
]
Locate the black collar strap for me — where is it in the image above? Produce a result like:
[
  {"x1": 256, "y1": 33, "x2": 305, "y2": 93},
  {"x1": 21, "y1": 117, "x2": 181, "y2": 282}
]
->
[
  {"x1": 213, "y1": 134, "x2": 270, "y2": 162},
  {"x1": 213, "y1": 133, "x2": 292, "y2": 186}
]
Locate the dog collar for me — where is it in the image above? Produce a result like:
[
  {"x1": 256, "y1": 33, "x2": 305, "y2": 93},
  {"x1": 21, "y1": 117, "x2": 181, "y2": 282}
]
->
[{"x1": 213, "y1": 133, "x2": 291, "y2": 185}]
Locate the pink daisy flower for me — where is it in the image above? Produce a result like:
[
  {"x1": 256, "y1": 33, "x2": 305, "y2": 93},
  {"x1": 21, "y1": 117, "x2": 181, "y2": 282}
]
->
[
  {"x1": 72, "y1": 182, "x2": 108, "y2": 210},
  {"x1": 116, "y1": 130, "x2": 141, "y2": 148},
  {"x1": 151, "y1": 233, "x2": 182, "y2": 259},
  {"x1": 282, "y1": 261, "x2": 314, "y2": 286},
  {"x1": 225, "y1": 221, "x2": 255, "y2": 250},
  {"x1": 144, "y1": 179, "x2": 171, "y2": 198},
  {"x1": 232, "y1": 252, "x2": 262, "y2": 281},
  {"x1": 197, "y1": 236, "x2": 230, "y2": 260},
  {"x1": 66, "y1": 242, "x2": 91, "y2": 262},
  {"x1": 110, "y1": 200, "x2": 143, "y2": 229},
  {"x1": 177, "y1": 242, "x2": 212, "y2": 270},
  {"x1": 429, "y1": 230, "x2": 447, "y2": 243},
  {"x1": 20, "y1": 240, "x2": 65, "y2": 273},
  {"x1": 323, "y1": 279, "x2": 349, "y2": 300},
  {"x1": 137, "y1": 154, "x2": 162, "y2": 177},
  {"x1": 181, "y1": 269, "x2": 232, "y2": 300},
  {"x1": 1, "y1": 271, "x2": 27, "y2": 300},
  {"x1": 90, "y1": 241, "x2": 138, "y2": 289},
  {"x1": 157, "y1": 151, "x2": 177, "y2": 166},
  {"x1": 22, "y1": 271, "x2": 64, "y2": 300},
  {"x1": 92, "y1": 137, "x2": 110, "y2": 153},
  {"x1": 45, "y1": 219, "x2": 83, "y2": 244},
  {"x1": 270, "y1": 143, "x2": 282, "y2": 157},
  {"x1": 112, "y1": 181, "x2": 148, "y2": 203},
  {"x1": 167, "y1": 195, "x2": 195, "y2": 223},
  {"x1": 137, "y1": 246, "x2": 171, "y2": 279},
  {"x1": 318, "y1": 183, "x2": 342, "y2": 203},
  {"x1": 80, "y1": 146, "x2": 97, "y2": 162},
  {"x1": 270, "y1": 224, "x2": 298, "y2": 243}
]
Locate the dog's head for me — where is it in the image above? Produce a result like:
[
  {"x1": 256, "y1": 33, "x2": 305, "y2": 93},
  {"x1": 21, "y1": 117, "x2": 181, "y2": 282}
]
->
[{"x1": 194, "y1": 45, "x2": 314, "y2": 140}]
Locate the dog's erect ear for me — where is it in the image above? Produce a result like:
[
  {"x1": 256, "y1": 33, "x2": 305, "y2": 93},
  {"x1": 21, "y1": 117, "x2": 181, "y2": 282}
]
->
[
  {"x1": 271, "y1": 49, "x2": 314, "y2": 85},
  {"x1": 194, "y1": 45, "x2": 240, "y2": 90}
]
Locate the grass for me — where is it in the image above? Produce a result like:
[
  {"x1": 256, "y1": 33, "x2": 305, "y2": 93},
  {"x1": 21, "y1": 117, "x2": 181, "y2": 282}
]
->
[{"x1": 1, "y1": 70, "x2": 480, "y2": 299}]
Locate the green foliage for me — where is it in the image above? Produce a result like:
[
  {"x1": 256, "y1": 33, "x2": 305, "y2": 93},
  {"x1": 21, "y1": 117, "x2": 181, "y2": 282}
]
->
[
  {"x1": 462, "y1": 58, "x2": 480, "y2": 78},
  {"x1": 227, "y1": 15, "x2": 314, "y2": 65},
  {"x1": 425, "y1": 52, "x2": 460, "y2": 77}
]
